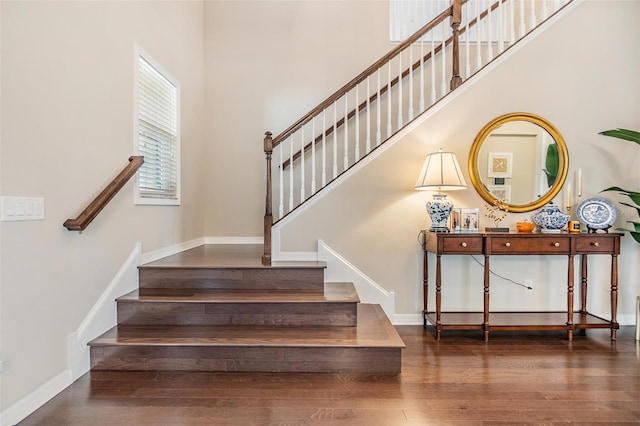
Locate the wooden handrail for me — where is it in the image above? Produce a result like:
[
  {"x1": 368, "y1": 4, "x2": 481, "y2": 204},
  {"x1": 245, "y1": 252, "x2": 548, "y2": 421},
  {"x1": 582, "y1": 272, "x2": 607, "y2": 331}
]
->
[
  {"x1": 271, "y1": 6, "x2": 454, "y2": 148},
  {"x1": 63, "y1": 156, "x2": 144, "y2": 232},
  {"x1": 279, "y1": 0, "x2": 539, "y2": 170}
]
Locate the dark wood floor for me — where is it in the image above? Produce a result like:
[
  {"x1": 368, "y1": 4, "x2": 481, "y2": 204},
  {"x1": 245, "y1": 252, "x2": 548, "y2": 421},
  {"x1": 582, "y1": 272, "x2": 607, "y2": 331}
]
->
[{"x1": 20, "y1": 326, "x2": 639, "y2": 425}]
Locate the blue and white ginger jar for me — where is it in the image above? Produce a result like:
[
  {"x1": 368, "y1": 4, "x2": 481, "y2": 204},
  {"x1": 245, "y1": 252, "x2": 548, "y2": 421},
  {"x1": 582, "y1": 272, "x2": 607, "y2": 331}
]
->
[{"x1": 532, "y1": 202, "x2": 570, "y2": 232}]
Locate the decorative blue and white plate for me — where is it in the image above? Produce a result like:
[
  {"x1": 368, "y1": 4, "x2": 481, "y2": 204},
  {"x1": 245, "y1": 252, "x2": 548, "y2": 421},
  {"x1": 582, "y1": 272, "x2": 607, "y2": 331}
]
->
[{"x1": 576, "y1": 197, "x2": 617, "y2": 231}]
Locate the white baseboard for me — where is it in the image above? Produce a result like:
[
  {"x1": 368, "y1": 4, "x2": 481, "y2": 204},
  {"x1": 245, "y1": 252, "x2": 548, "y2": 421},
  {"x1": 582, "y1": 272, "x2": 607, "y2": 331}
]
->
[
  {"x1": 393, "y1": 314, "x2": 424, "y2": 326},
  {"x1": 318, "y1": 240, "x2": 396, "y2": 323},
  {"x1": 1, "y1": 369, "x2": 72, "y2": 426}
]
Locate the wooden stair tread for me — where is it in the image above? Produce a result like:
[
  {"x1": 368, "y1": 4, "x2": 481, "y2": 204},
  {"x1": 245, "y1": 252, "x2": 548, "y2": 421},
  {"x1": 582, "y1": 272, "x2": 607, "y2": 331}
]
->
[
  {"x1": 139, "y1": 244, "x2": 326, "y2": 270},
  {"x1": 91, "y1": 304, "x2": 404, "y2": 349},
  {"x1": 121, "y1": 282, "x2": 359, "y2": 304}
]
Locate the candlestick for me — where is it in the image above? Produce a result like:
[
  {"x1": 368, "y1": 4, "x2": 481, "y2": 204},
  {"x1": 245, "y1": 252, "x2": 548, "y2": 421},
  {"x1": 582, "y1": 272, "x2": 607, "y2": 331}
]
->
[
  {"x1": 566, "y1": 181, "x2": 572, "y2": 211},
  {"x1": 577, "y1": 168, "x2": 582, "y2": 197}
]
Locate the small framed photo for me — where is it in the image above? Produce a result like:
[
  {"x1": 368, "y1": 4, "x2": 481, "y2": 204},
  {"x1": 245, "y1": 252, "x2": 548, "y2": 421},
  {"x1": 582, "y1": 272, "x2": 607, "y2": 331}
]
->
[
  {"x1": 488, "y1": 185, "x2": 511, "y2": 202},
  {"x1": 450, "y1": 208, "x2": 462, "y2": 230},
  {"x1": 457, "y1": 208, "x2": 479, "y2": 232},
  {"x1": 487, "y1": 152, "x2": 513, "y2": 178}
]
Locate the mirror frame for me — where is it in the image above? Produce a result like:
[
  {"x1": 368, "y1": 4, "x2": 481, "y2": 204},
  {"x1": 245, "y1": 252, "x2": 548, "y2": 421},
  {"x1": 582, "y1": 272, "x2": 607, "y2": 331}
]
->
[{"x1": 468, "y1": 112, "x2": 569, "y2": 213}]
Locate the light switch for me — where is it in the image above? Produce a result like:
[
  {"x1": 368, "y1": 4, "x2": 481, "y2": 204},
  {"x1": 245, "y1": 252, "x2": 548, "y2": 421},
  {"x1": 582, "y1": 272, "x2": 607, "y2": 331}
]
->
[{"x1": 1, "y1": 196, "x2": 45, "y2": 221}]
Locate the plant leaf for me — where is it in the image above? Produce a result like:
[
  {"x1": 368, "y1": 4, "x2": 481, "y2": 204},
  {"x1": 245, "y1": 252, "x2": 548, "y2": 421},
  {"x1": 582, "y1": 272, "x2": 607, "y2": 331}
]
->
[
  {"x1": 599, "y1": 128, "x2": 640, "y2": 145},
  {"x1": 600, "y1": 187, "x2": 640, "y2": 205},
  {"x1": 629, "y1": 231, "x2": 640, "y2": 244},
  {"x1": 620, "y1": 202, "x2": 640, "y2": 216}
]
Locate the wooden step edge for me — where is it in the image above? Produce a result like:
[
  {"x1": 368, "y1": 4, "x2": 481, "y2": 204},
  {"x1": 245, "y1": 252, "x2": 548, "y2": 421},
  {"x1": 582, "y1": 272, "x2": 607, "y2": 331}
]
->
[
  {"x1": 137, "y1": 262, "x2": 328, "y2": 271},
  {"x1": 90, "y1": 304, "x2": 405, "y2": 349},
  {"x1": 117, "y1": 283, "x2": 360, "y2": 304}
]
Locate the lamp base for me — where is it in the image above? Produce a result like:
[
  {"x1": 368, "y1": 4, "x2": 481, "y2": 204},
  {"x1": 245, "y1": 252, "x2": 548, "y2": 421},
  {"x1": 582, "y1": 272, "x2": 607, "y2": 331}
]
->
[
  {"x1": 429, "y1": 226, "x2": 451, "y2": 233},
  {"x1": 426, "y1": 193, "x2": 453, "y2": 232}
]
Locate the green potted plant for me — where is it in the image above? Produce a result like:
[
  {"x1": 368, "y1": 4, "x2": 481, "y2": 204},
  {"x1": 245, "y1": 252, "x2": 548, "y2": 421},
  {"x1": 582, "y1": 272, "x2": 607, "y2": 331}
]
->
[{"x1": 599, "y1": 128, "x2": 640, "y2": 243}]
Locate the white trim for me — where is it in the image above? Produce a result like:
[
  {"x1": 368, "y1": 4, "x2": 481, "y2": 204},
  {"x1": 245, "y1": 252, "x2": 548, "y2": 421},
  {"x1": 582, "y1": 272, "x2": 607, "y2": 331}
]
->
[
  {"x1": 1, "y1": 370, "x2": 72, "y2": 426},
  {"x1": 67, "y1": 243, "x2": 143, "y2": 381},
  {"x1": 139, "y1": 237, "x2": 205, "y2": 265},
  {"x1": 204, "y1": 236, "x2": 263, "y2": 245},
  {"x1": 393, "y1": 314, "x2": 424, "y2": 326},
  {"x1": 318, "y1": 240, "x2": 395, "y2": 322}
]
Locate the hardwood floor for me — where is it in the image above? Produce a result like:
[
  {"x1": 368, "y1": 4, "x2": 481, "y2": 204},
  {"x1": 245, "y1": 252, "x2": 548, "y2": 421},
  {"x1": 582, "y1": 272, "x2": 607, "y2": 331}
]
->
[{"x1": 20, "y1": 326, "x2": 639, "y2": 425}]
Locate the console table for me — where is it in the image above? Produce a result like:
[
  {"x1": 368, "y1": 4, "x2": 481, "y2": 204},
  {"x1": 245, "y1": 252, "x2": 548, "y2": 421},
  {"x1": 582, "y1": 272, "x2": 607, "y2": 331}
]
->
[{"x1": 421, "y1": 231, "x2": 621, "y2": 341}]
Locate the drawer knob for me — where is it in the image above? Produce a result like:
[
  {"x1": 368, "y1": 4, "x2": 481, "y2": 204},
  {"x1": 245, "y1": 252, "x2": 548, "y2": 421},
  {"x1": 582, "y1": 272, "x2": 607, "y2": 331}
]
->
[
  {"x1": 461, "y1": 242, "x2": 468, "y2": 247},
  {"x1": 592, "y1": 241, "x2": 600, "y2": 247},
  {"x1": 554, "y1": 242, "x2": 560, "y2": 247},
  {"x1": 505, "y1": 242, "x2": 511, "y2": 247}
]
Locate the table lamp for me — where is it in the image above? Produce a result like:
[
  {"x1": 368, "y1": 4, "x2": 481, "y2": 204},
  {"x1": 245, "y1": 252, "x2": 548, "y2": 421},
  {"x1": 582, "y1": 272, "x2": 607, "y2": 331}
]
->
[{"x1": 415, "y1": 148, "x2": 467, "y2": 232}]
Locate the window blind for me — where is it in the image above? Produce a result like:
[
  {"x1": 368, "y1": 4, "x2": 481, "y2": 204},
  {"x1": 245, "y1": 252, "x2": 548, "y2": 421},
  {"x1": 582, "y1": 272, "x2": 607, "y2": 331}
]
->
[{"x1": 137, "y1": 56, "x2": 179, "y2": 200}]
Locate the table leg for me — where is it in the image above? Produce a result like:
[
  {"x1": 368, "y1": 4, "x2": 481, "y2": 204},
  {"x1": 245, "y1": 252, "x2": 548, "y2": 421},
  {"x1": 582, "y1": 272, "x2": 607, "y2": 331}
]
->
[
  {"x1": 580, "y1": 254, "x2": 588, "y2": 314},
  {"x1": 483, "y1": 254, "x2": 490, "y2": 342},
  {"x1": 567, "y1": 254, "x2": 575, "y2": 341},
  {"x1": 435, "y1": 254, "x2": 442, "y2": 341},
  {"x1": 611, "y1": 253, "x2": 619, "y2": 340},
  {"x1": 423, "y1": 249, "x2": 429, "y2": 328}
]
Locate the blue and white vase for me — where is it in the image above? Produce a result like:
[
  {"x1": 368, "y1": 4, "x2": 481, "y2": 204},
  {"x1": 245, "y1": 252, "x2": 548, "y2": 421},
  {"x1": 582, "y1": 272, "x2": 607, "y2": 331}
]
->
[
  {"x1": 427, "y1": 194, "x2": 453, "y2": 232},
  {"x1": 532, "y1": 202, "x2": 570, "y2": 233}
]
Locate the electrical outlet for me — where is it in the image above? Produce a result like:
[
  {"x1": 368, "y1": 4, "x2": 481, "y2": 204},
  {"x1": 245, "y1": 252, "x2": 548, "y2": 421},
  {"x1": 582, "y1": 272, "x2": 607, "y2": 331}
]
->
[{"x1": 525, "y1": 279, "x2": 533, "y2": 290}]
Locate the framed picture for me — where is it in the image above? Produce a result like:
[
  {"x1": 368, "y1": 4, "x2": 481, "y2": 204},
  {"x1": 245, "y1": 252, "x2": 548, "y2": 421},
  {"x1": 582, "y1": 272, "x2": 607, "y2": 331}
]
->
[
  {"x1": 488, "y1": 185, "x2": 511, "y2": 202},
  {"x1": 451, "y1": 209, "x2": 480, "y2": 232},
  {"x1": 487, "y1": 152, "x2": 513, "y2": 178}
]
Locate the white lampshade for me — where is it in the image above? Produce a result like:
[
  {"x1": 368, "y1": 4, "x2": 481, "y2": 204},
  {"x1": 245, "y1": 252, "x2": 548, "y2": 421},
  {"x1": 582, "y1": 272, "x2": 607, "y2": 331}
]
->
[
  {"x1": 414, "y1": 148, "x2": 467, "y2": 192},
  {"x1": 415, "y1": 148, "x2": 467, "y2": 232}
]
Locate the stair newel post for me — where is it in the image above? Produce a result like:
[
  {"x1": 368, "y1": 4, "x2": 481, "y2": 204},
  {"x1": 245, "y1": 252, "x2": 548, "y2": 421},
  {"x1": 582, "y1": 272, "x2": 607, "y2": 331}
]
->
[
  {"x1": 262, "y1": 131, "x2": 273, "y2": 266},
  {"x1": 450, "y1": 0, "x2": 463, "y2": 90}
]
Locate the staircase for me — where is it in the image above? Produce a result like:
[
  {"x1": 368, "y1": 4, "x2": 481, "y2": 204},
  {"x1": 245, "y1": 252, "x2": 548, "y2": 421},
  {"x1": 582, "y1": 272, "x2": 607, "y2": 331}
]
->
[{"x1": 89, "y1": 244, "x2": 404, "y2": 373}]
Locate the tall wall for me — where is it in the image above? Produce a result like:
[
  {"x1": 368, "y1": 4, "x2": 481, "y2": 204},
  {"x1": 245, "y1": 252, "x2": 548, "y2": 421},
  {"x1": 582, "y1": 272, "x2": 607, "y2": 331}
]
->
[
  {"x1": 202, "y1": 0, "x2": 392, "y2": 236},
  {"x1": 278, "y1": 0, "x2": 640, "y2": 320},
  {"x1": 0, "y1": 0, "x2": 206, "y2": 412}
]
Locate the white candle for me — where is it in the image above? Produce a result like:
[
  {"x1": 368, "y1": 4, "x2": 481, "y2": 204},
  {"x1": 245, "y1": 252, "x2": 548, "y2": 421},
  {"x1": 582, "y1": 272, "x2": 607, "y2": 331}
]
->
[
  {"x1": 566, "y1": 181, "x2": 572, "y2": 210},
  {"x1": 577, "y1": 168, "x2": 582, "y2": 197}
]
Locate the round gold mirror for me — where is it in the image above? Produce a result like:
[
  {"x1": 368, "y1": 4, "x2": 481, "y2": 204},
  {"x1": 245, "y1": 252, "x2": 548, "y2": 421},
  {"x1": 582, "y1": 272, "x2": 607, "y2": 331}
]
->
[{"x1": 468, "y1": 112, "x2": 569, "y2": 213}]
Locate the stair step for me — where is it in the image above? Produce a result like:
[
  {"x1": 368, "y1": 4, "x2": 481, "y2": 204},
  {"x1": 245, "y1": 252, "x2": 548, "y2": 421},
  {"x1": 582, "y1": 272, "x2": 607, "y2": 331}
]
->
[
  {"x1": 89, "y1": 304, "x2": 404, "y2": 373},
  {"x1": 138, "y1": 245, "x2": 326, "y2": 292},
  {"x1": 117, "y1": 282, "x2": 360, "y2": 326}
]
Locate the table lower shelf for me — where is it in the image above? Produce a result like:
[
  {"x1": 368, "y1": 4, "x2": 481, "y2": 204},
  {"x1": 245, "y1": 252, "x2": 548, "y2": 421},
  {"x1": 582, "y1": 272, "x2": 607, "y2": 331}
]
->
[{"x1": 423, "y1": 311, "x2": 617, "y2": 332}]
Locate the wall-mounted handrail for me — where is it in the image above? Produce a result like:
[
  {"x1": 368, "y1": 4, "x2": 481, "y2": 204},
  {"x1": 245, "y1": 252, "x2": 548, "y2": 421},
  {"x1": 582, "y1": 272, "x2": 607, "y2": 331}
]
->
[{"x1": 63, "y1": 156, "x2": 144, "y2": 232}]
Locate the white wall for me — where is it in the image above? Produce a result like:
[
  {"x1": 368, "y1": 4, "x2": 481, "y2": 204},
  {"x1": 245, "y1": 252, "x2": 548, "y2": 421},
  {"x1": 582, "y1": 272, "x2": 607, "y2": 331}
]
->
[
  {"x1": 202, "y1": 0, "x2": 392, "y2": 237},
  {"x1": 278, "y1": 0, "x2": 640, "y2": 321},
  {"x1": 0, "y1": 0, "x2": 206, "y2": 412}
]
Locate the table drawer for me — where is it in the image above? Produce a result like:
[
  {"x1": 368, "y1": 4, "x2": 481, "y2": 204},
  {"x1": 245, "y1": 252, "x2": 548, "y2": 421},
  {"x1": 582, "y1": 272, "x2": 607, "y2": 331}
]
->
[
  {"x1": 576, "y1": 236, "x2": 614, "y2": 253},
  {"x1": 490, "y1": 236, "x2": 570, "y2": 254},
  {"x1": 441, "y1": 236, "x2": 483, "y2": 253}
]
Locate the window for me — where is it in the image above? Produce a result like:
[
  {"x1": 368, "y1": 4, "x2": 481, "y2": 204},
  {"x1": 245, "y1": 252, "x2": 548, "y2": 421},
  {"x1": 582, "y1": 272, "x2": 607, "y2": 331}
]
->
[{"x1": 135, "y1": 48, "x2": 180, "y2": 205}]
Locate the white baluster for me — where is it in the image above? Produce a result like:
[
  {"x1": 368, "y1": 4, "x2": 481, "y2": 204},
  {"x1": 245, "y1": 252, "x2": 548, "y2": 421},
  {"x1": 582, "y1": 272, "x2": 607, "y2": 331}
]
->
[
  {"x1": 486, "y1": 1, "x2": 493, "y2": 62},
  {"x1": 440, "y1": 22, "x2": 446, "y2": 97},
  {"x1": 476, "y1": 0, "x2": 482, "y2": 71},
  {"x1": 311, "y1": 117, "x2": 316, "y2": 194},
  {"x1": 343, "y1": 95, "x2": 348, "y2": 170},
  {"x1": 278, "y1": 142, "x2": 283, "y2": 218},
  {"x1": 300, "y1": 126, "x2": 305, "y2": 202},
  {"x1": 542, "y1": 0, "x2": 548, "y2": 20},
  {"x1": 387, "y1": 62, "x2": 393, "y2": 137},
  {"x1": 366, "y1": 76, "x2": 371, "y2": 154},
  {"x1": 355, "y1": 84, "x2": 360, "y2": 161},
  {"x1": 497, "y1": 0, "x2": 504, "y2": 54},
  {"x1": 519, "y1": 0, "x2": 526, "y2": 38},
  {"x1": 530, "y1": 0, "x2": 537, "y2": 30},
  {"x1": 376, "y1": 68, "x2": 382, "y2": 146},
  {"x1": 509, "y1": 0, "x2": 515, "y2": 44},
  {"x1": 408, "y1": 44, "x2": 414, "y2": 121},
  {"x1": 288, "y1": 135, "x2": 293, "y2": 211},
  {"x1": 397, "y1": 52, "x2": 403, "y2": 129},
  {"x1": 419, "y1": 36, "x2": 425, "y2": 112},
  {"x1": 333, "y1": 101, "x2": 338, "y2": 179},
  {"x1": 464, "y1": 2, "x2": 470, "y2": 78},
  {"x1": 321, "y1": 110, "x2": 326, "y2": 188},
  {"x1": 430, "y1": 30, "x2": 436, "y2": 105}
]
